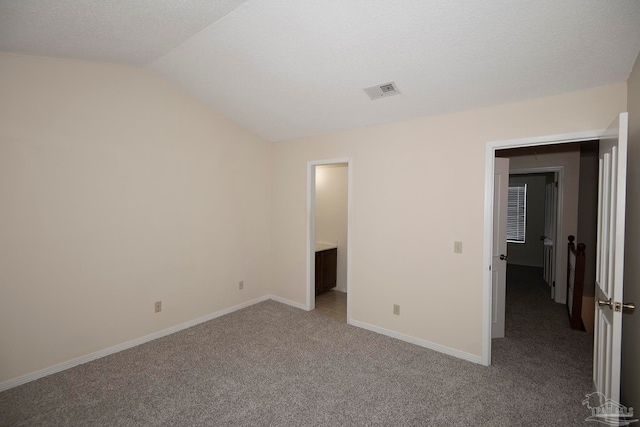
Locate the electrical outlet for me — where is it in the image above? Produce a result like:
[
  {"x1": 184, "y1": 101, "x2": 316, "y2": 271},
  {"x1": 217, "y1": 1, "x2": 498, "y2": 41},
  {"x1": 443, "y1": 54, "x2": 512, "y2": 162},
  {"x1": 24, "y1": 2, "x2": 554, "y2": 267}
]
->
[
  {"x1": 454, "y1": 241, "x2": 463, "y2": 253},
  {"x1": 393, "y1": 304, "x2": 400, "y2": 315},
  {"x1": 239, "y1": 280, "x2": 244, "y2": 290},
  {"x1": 154, "y1": 301, "x2": 162, "y2": 313}
]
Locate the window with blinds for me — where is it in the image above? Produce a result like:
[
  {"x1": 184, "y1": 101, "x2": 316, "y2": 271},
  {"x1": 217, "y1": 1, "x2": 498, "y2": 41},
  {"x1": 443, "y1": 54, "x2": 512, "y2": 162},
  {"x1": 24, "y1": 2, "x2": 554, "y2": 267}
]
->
[{"x1": 507, "y1": 184, "x2": 527, "y2": 243}]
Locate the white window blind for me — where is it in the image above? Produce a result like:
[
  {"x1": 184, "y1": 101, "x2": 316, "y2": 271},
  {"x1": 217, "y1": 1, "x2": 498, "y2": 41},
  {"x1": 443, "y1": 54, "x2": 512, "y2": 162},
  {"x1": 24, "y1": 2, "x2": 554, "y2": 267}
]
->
[{"x1": 507, "y1": 184, "x2": 527, "y2": 243}]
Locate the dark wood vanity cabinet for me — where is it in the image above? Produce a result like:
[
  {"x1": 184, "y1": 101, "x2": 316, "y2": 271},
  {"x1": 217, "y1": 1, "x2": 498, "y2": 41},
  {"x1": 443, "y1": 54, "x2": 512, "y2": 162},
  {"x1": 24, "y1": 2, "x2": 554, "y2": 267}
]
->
[{"x1": 315, "y1": 248, "x2": 337, "y2": 295}]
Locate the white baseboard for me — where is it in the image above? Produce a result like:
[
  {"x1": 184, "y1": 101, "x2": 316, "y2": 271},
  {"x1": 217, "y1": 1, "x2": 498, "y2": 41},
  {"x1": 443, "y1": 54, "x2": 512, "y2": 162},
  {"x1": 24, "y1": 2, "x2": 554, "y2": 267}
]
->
[
  {"x1": 268, "y1": 294, "x2": 307, "y2": 310},
  {"x1": 348, "y1": 319, "x2": 482, "y2": 365},
  {"x1": 0, "y1": 295, "x2": 271, "y2": 393},
  {"x1": 1, "y1": 295, "x2": 479, "y2": 392}
]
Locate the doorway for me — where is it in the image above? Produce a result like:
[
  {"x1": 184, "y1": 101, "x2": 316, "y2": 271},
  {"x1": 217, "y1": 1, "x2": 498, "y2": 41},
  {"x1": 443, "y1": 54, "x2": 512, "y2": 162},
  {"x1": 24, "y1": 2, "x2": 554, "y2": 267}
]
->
[
  {"x1": 489, "y1": 139, "x2": 605, "y2": 406},
  {"x1": 486, "y1": 114, "x2": 629, "y2": 403},
  {"x1": 494, "y1": 141, "x2": 600, "y2": 338},
  {"x1": 506, "y1": 169, "x2": 561, "y2": 300},
  {"x1": 307, "y1": 159, "x2": 352, "y2": 323},
  {"x1": 482, "y1": 129, "x2": 602, "y2": 365}
]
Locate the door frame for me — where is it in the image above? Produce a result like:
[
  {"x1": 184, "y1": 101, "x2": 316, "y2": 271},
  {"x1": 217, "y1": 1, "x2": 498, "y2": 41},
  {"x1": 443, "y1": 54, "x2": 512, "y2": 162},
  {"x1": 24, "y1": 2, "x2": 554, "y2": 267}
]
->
[
  {"x1": 509, "y1": 167, "x2": 564, "y2": 301},
  {"x1": 482, "y1": 129, "x2": 603, "y2": 366},
  {"x1": 306, "y1": 158, "x2": 352, "y2": 321}
]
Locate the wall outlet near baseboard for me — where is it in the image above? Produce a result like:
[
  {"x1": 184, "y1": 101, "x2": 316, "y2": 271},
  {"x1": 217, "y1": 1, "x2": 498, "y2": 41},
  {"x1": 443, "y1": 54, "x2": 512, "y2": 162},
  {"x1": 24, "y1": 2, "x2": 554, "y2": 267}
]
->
[
  {"x1": 239, "y1": 280, "x2": 244, "y2": 290},
  {"x1": 154, "y1": 301, "x2": 162, "y2": 313},
  {"x1": 393, "y1": 304, "x2": 400, "y2": 315}
]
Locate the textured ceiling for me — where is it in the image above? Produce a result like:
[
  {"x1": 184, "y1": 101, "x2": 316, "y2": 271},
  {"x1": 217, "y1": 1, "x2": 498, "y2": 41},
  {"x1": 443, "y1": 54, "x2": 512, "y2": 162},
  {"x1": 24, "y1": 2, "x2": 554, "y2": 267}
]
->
[
  {"x1": 0, "y1": 0, "x2": 248, "y2": 65},
  {"x1": 1, "y1": 1, "x2": 640, "y2": 141}
]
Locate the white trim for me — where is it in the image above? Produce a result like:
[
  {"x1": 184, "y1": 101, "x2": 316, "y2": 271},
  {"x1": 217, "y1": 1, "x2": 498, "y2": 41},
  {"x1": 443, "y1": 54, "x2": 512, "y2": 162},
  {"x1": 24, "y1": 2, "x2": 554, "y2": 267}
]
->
[
  {"x1": 2, "y1": 291, "x2": 484, "y2": 393},
  {"x1": 346, "y1": 161, "x2": 353, "y2": 323},
  {"x1": 269, "y1": 294, "x2": 307, "y2": 310},
  {"x1": 349, "y1": 319, "x2": 482, "y2": 364},
  {"x1": 0, "y1": 295, "x2": 298, "y2": 392},
  {"x1": 489, "y1": 130, "x2": 604, "y2": 149},
  {"x1": 306, "y1": 158, "x2": 352, "y2": 321},
  {"x1": 306, "y1": 163, "x2": 316, "y2": 311},
  {"x1": 482, "y1": 144, "x2": 495, "y2": 366},
  {"x1": 510, "y1": 167, "x2": 563, "y2": 174},
  {"x1": 482, "y1": 128, "x2": 603, "y2": 366}
]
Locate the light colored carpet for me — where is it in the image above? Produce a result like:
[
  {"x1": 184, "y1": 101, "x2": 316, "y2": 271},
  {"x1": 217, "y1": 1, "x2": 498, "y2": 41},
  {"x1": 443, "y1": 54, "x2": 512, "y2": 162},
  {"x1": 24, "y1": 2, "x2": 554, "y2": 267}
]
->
[{"x1": 0, "y1": 266, "x2": 594, "y2": 426}]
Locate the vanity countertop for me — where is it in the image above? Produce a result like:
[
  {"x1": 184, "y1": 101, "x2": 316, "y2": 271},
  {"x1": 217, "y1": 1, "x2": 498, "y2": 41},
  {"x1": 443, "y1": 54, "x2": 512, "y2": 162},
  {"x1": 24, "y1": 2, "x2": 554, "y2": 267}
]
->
[{"x1": 315, "y1": 242, "x2": 337, "y2": 252}]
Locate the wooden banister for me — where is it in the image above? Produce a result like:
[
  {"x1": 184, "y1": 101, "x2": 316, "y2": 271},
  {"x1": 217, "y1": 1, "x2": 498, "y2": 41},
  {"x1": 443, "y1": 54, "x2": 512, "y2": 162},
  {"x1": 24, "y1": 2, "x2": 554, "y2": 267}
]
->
[{"x1": 567, "y1": 235, "x2": 586, "y2": 331}]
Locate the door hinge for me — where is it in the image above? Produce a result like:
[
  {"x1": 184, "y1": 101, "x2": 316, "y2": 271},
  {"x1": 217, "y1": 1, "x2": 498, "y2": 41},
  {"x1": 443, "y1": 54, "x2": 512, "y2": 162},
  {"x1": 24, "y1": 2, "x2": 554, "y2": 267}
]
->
[
  {"x1": 552, "y1": 281, "x2": 555, "y2": 287},
  {"x1": 555, "y1": 181, "x2": 558, "y2": 188},
  {"x1": 489, "y1": 264, "x2": 491, "y2": 271}
]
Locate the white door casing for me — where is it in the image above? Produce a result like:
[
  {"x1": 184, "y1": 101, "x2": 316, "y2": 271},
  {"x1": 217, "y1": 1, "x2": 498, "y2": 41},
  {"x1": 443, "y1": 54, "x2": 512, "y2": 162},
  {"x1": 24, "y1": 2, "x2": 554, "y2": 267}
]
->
[
  {"x1": 483, "y1": 129, "x2": 603, "y2": 366},
  {"x1": 593, "y1": 113, "x2": 628, "y2": 402},
  {"x1": 306, "y1": 158, "x2": 352, "y2": 319},
  {"x1": 492, "y1": 157, "x2": 509, "y2": 339},
  {"x1": 543, "y1": 176, "x2": 558, "y2": 299}
]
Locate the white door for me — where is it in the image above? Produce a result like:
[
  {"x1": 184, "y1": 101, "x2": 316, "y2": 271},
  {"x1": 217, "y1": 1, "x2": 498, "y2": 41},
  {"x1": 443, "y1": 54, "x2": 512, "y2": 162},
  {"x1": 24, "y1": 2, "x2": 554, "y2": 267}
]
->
[
  {"x1": 492, "y1": 157, "x2": 509, "y2": 339},
  {"x1": 543, "y1": 177, "x2": 557, "y2": 299},
  {"x1": 593, "y1": 113, "x2": 631, "y2": 402}
]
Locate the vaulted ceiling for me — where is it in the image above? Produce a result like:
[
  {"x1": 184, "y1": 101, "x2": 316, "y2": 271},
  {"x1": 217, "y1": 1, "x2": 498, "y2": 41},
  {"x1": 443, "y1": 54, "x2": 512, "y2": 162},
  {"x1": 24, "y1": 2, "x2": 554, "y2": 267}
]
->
[{"x1": 1, "y1": 1, "x2": 639, "y2": 141}]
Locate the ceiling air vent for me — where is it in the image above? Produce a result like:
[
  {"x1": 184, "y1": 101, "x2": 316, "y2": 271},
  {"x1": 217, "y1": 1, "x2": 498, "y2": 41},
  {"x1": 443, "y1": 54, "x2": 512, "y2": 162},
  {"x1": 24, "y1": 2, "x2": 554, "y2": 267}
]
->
[{"x1": 363, "y1": 81, "x2": 400, "y2": 100}]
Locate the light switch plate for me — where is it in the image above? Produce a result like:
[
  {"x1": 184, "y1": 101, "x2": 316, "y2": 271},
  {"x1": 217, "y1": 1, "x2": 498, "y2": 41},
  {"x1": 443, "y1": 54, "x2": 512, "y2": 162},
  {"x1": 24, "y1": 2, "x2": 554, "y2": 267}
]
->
[{"x1": 454, "y1": 241, "x2": 463, "y2": 253}]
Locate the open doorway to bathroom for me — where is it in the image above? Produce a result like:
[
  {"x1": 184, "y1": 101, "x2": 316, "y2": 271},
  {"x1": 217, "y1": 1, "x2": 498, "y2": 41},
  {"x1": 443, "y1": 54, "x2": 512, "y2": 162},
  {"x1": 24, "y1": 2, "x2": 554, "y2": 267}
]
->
[{"x1": 307, "y1": 159, "x2": 351, "y2": 323}]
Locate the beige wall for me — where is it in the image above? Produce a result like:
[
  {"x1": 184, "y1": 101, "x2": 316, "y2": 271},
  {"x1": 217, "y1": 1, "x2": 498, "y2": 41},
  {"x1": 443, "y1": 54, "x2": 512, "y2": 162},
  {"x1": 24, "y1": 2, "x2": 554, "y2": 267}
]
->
[
  {"x1": 622, "y1": 52, "x2": 640, "y2": 410},
  {"x1": 272, "y1": 83, "x2": 626, "y2": 357},
  {"x1": 506, "y1": 174, "x2": 547, "y2": 268},
  {"x1": 504, "y1": 145, "x2": 581, "y2": 304},
  {"x1": 0, "y1": 53, "x2": 272, "y2": 383},
  {"x1": 1, "y1": 49, "x2": 634, "y2": 388},
  {"x1": 315, "y1": 164, "x2": 348, "y2": 292}
]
